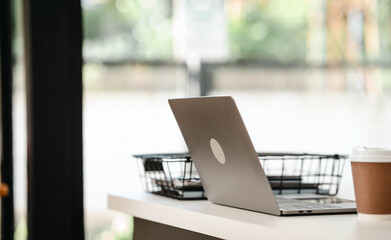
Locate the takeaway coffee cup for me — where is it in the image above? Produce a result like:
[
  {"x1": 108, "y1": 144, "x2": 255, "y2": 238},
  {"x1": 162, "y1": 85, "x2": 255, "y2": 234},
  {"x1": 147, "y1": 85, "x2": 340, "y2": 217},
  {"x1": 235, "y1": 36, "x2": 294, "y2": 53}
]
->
[{"x1": 350, "y1": 147, "x2": 391, "y2": 220}]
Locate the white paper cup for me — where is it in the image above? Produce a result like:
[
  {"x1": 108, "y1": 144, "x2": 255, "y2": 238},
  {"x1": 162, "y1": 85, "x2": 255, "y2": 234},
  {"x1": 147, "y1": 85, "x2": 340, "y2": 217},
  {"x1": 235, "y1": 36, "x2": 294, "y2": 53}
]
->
[{"x1": 350, "y1": 147, "x2": 391, "y2": 219}]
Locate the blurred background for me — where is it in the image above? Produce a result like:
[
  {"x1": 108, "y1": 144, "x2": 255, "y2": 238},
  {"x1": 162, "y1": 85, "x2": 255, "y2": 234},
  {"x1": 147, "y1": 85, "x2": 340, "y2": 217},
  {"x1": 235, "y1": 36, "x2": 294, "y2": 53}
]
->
[{"x1": 10, "y1": 0, "x2": 391, "y2": 239}]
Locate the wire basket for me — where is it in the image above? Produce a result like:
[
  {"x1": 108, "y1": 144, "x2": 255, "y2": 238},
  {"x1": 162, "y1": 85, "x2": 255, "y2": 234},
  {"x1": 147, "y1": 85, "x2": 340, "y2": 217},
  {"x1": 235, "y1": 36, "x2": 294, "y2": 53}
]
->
[
  {"x1": 134, "y1": 153, "x2": 204, "y2": 200},
  {"x1": 134, "y1": 152, "x2": 347, "y2": 200}
]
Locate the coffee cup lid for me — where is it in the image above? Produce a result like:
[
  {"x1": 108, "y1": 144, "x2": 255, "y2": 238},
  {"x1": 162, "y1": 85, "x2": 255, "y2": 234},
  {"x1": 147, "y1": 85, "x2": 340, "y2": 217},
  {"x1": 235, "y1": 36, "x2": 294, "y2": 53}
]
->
[{"x1": 350, "y1": 147, "x2": 391, "y2": 162}]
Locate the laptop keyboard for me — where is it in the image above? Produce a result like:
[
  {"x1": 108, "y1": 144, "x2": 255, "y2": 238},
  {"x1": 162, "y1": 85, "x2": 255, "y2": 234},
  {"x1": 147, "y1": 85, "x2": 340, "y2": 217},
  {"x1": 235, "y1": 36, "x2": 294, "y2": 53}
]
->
[{"x1": 276, "y1": 198, "x2": 343, "y2": 211}]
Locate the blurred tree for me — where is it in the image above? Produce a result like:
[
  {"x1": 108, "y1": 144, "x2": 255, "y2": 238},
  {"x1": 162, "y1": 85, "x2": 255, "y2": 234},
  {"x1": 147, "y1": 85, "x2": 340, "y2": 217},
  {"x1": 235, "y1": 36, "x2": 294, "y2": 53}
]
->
[
  {"x1": 82, "y1": 0, "x2": 391, "y2": 64},
  {"x1": 228, "y1": 0, "x2": 308, "y2": 62},
  {"x1": 377, "y1": 0, "x2": 391, "y2": 62},
  {"x1": 83, "y1": 0, "x2": 173, "y2": 61}
]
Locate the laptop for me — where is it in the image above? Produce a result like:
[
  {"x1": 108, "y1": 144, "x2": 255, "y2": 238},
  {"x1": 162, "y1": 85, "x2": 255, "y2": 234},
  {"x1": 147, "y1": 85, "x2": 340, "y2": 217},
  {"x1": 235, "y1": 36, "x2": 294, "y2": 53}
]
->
[{"x1": 169, "y1": 96, "x2": 356, "y2": 216}]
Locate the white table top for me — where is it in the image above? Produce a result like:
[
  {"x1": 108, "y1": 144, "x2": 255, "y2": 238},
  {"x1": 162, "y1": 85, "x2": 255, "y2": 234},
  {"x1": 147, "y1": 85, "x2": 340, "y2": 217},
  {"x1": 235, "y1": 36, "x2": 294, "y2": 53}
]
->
[{"x1": 108, "y1": 192, "x2": 391, "y2": 240}]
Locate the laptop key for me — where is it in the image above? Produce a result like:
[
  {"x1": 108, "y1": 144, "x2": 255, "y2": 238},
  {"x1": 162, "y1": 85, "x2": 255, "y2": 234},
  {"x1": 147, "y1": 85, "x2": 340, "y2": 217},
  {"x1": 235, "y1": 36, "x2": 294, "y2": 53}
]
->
[{"x1": 276, "y1": 198, "x2": 342, "y2": 211}]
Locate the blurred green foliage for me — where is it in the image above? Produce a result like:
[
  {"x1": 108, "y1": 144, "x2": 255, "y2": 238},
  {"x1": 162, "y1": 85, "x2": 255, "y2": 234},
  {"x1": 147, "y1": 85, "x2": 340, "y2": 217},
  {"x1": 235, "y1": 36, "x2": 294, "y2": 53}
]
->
[
  {"x1": 228, "y1": 0, "x2": 308, "y2": 62},
  {"x1": 98, "y1": 216, "x2": 134, "y2": 240},
  {"x1": 83, "y1": 0, "x2": 309, "y2": 62},
  {"x1": 83, "y1": 0, "x2": 173, "y2": 61},
  {"x1": 377, "y1": 0, "x2": 391, "y2": 62},
  {"x1": 83, "y1": 0, "x2": 391, "y2": 64}
]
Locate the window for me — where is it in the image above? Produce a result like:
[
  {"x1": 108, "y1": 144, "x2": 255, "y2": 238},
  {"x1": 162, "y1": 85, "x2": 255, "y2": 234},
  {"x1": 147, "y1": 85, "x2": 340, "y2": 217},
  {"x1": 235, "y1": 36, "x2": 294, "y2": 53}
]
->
[{"x1": 10, "y1": 1, "x2": 391, "y2": 239}]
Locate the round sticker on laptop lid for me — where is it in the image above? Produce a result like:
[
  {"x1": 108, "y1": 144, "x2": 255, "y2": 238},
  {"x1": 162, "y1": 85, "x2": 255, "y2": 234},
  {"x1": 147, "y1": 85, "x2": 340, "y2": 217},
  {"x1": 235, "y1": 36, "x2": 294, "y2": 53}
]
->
[{"x1": 210, "y1": 138, "x2": 226, "y2": 164}]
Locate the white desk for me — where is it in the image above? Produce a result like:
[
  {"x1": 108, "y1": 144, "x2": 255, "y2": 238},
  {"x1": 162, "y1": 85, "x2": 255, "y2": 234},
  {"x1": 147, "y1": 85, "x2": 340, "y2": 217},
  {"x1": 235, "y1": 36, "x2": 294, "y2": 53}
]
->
[{"x1": 108, "y1": 192, "x2": 391, "y2": 240}]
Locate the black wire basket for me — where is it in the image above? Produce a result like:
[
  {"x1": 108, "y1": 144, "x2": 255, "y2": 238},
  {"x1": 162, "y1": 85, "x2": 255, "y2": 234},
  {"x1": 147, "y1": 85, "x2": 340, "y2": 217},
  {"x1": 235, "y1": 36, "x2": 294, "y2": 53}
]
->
[{"x1": 134, "y1": 152, "x2": 347, "y2": 200}]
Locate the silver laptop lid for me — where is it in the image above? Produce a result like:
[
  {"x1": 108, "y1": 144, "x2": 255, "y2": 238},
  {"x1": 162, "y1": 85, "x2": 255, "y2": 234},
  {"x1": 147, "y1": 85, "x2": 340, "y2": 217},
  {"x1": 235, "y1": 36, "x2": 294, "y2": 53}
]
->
[{"x1": 169, "y1": 96, "x2": 280, "y2": 215}]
